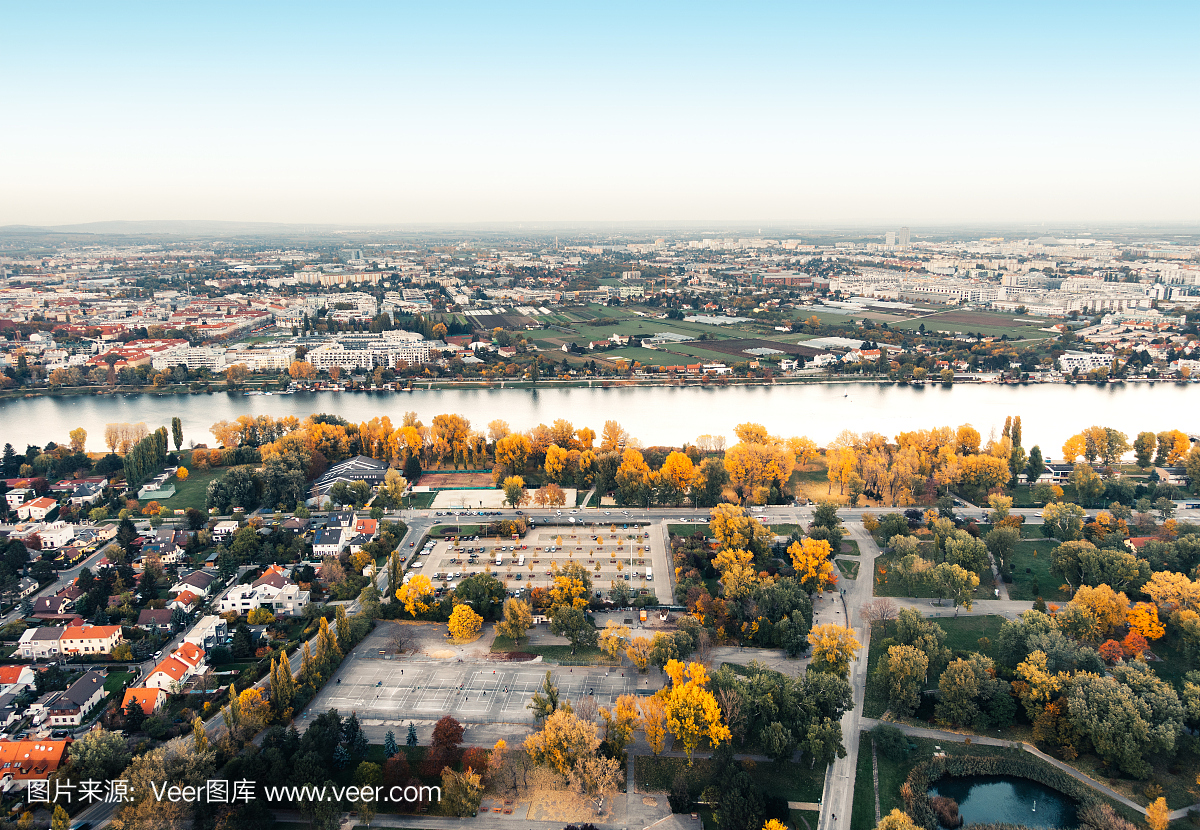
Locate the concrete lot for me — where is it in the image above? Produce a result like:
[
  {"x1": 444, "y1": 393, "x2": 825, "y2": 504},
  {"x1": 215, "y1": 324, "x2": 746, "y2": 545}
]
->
[{"x1": 412, "y1": 523, "x2": 670, "y2": 601}]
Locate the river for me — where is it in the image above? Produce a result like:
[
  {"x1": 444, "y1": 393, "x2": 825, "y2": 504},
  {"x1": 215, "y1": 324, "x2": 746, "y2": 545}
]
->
[{"x1": 1, "y1": 382, "x2": 1196, "y2": 455}]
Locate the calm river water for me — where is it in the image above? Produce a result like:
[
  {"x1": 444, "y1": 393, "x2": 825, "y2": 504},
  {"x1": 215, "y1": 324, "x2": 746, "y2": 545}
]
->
[{"x1": 0, "y1": 382, "x2": 1196, "y2": 454}]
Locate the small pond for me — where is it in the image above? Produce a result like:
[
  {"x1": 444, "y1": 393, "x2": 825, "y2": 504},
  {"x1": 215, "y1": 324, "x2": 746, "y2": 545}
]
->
[{"x1": 929, "y1": 775, "x2": 1077, "y2": 829}]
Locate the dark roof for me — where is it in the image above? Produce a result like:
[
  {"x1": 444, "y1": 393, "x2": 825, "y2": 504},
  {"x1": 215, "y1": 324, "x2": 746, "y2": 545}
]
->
[
  {"x1": 313, "y1": 529, "x2": 343, "y2": 546},
  {"x1": 53, "y1": 670, "x2": 106, "y2": 710},
  {"x1": 310, "y1": 456, "x2": 389, "y2": 494},
  {"x1": 137, "y1": 609, "x2": 174, "y2": 626}
]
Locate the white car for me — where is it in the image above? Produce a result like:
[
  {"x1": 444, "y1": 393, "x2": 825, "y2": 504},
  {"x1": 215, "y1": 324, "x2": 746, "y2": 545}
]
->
[{"x1": 410, "y1": 561, "x2": 423, "y2": 568}]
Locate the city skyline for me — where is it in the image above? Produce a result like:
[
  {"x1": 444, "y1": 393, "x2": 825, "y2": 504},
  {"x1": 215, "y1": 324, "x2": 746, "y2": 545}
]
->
[{"x1": 3, "y1": 1, "x2": 1198, "y2": 226}]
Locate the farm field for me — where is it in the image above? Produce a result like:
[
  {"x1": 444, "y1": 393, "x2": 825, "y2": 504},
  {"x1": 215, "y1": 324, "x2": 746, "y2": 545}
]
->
[{"x1": 892, "y1": 310, "x2": 1054, "y2": 340}]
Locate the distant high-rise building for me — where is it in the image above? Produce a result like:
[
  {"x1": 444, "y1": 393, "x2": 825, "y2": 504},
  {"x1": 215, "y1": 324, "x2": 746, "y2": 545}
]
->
[
  {"x1": 885, "y1": 231, "x2": 896, "y2": 246},
  {"x1": 898, "y1": 227, "x2": 911, "y2": 248},
  {"x1": 342, "y1": 248, "x2": 364, "y2": 262}
]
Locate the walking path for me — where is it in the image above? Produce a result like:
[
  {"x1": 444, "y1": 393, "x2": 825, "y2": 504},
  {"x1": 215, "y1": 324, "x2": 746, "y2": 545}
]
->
[{"x1": 859, "y1": 718, "x2": 1200, "y2": 821}]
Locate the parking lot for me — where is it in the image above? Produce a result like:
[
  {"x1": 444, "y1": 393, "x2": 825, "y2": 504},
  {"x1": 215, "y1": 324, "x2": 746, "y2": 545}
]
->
[
  {"x1": 309, "y1": 658, "x2": 647, "y2": 724},
  {"x1": 408, "y1": 522, "x2": 672, "y2": 602}
]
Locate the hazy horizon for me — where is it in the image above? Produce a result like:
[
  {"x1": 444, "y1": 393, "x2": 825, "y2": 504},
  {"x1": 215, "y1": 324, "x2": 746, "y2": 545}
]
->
[{"x1": 4, "y1": 1, "x2": 1198, "y2": 227}]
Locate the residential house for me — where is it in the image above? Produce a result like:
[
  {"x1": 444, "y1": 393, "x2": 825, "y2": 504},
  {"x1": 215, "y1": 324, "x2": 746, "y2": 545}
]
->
[
  {"x1": 353, "y1": 517, "x2": 379, "y2": 539},
  {"x1": 121, "y1": 687, "x2": 167, "y2": 716},
  {"x1": 36, "y1": 522, "x2": 74, "y2": 550},
  {"x1": 252, "y1": 564, "x2": 289, "y2": 591},
  {"x1": 16, "y1": 497, "x2": 56, "y2": 522},
  {"x1": 330, "y1": 511, "x2": 354, "y2": 529},
  {"x1": 280, "y1": 517, "x2": 310, "y2": 533},
  {"x1": 170, "y1": 570, "x2": 216, "y2": 598},
  {"x1": 183, "y1": 615, "x2": 227, "y2": 650},
  {"x1": 41, "y1": 670, "x2": 106, "y2": 726},
  {"x1": 170, "y1": 590, "x2": 201, "y2": 612},
  {"x1": 144, "y1": 644, "x2": 206, "y2": 693},
  {"x1": 18, "y1": 627, "x2": 65, "y2": 660},
  {"x1": 31, "y1": 596, "x2": 70, "y2": 618},
  {"x1": 312, "y1": 528, "x2": 344, "y2": 557},
  {"x1": 0, "y1": 693, "x2": 21, "y2": 729},
  {"x1": 269, "y1": 583, "x2": 310, "y2": 617},
  {"x1": 0, "y1": 665, "x2": 36, "y2": 695},
  {"x1": 136, "y1": 608, "x2": 175, "y2": 632},
  {"x1": 57, "y1": 624, "x2": 122, "y2": 655},
  {"x1": 217, "y1": 584, "x2": 271, "y2": 615},
  {"x1": 347, "y1": 534, "x2": 373, "y2": 556},
  {"x1": 211, "y1": 520, "x2": 239, "y2": 541},
  {"x1": 13, "y1": 578, "x2": 38, "y2": 600},
  {"x1": 4, "y1": 489, "x2": 32, "y2": 511},
  {"x1": 69, "y1": 484, "x2": 104, "y2": 508},
  {"x1": 0, "y1": 738, "x2": 70, "y2": 784}
]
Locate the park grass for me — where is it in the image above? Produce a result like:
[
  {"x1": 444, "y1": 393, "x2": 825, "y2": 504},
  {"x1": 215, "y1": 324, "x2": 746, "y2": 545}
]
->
[
  {"x1": 1006, "y1": 538, "x2": 1069, "y2": 601},
  {"x1": 841, "y1": 539, "x2": 861, "y2": 556},
  {"x1": 157, "y1": 466, "x2": 226, "y2": 513},
  {"x1": 668, "y1": 523, "x2": 707, "y2": 538},
  {"x1": 863, "y1": 616, "x2": 1005, "y2": 718},
  {"x1": 791, "y1": 810, "x2": 820, "y2": 830},
  {"x1": 936, "y1": 615, "x2": 1005, "y2": 659},
  {"x1": 850, "y1": 734, "x2": 876, "y2": 830},
  {"x1": 768, "y1": 523, "x2": 805, "y2": 537},
  {"x1": 837, "y1": 559, "x2": 860, "y2": 580},
  {"x1": 634, "y1": 755, "x2": 824, "y2": 803},
  {"x1": 1020, "y1": 522, "x2": 1047, "y2": 538}
]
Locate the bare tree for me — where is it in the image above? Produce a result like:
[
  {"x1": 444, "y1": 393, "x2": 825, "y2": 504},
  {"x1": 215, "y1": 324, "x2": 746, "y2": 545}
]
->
[
  {"x1": 717, "y1": 687, "x2": 747, "y2": 747},
  {"x1": 573, "y1": 695, "x2": 598, "y2": 724},
  {"x1": 566, "y1": 756, "x2": 623, "y2": 814},
  {"x1": 860, "y1": 598, "x2": 899, "y2": 624},
  {"x1": 390, "y1": 624, "x2": 411, "y2": 655}
]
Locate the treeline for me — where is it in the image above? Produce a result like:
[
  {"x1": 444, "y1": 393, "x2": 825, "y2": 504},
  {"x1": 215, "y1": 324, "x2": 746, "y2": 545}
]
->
[{"x1": 122, "y1": 426, "x2": 169, "y2": 490}]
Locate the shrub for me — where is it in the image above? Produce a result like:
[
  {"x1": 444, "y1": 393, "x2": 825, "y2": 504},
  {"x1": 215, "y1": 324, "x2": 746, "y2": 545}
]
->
[
  {"x1": 872, "y1": 724, "x2": 910, "y2": 762},
  {"x1": 668, "y1": 773, "x2": 691, "y2": 813}
]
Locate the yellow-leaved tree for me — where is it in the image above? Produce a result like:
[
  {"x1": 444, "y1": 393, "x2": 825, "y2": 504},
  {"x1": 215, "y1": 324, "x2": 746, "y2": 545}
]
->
[
  {"x1": 598, "y1": 622, "x2": 631, "y2": 658},
  {"x1": 807, "y1": 623, "x2": 860, "y2": 680},
  {"x1": 789, "y1": 537, "x2": 837, "y2": 594},
  {"x1": 712, "y1": 548, "x2": 757, "y2": 600},
  {"x1": 396, "y1": 574, "x2": 434, "y2": 617},
  {"x1": 661, "y1": 660, "x2": 731, "y2": 765},
  {"x1": 1146, "y1": 796, "x2": 1169, "y2": 830},
  {"x1": 448, "y1": 604, "x2": 483, "y2": 641},
  {"x1": 639, "y1": 695, "x2": 667, "y2": 756},
  {"x1": 523, "y1": 708, "x2": 600, "y2": 775},
  {"x1": 626, "y1": 636, "x2": 652, "y2": 672}
]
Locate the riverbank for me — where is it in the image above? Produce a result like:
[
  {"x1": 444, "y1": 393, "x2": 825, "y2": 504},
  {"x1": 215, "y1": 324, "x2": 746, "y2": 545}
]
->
[{"x1": 4, "y1": 373, "x2": 1196, "y2": 403}]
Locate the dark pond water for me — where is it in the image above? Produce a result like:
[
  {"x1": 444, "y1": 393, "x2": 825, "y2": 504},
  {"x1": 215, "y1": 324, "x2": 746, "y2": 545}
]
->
[{"x1": 929, "y1": 775, "x2": 1077, "y2": 829}]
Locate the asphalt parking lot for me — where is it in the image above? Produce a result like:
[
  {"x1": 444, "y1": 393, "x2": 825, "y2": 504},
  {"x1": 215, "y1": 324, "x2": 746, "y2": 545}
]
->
[
  {"x1": 308, "y1": 658, "x2": 650, "y2": 724},
  {"x1": 411, "y1": 523, "x2": 672, "y2": 602}
]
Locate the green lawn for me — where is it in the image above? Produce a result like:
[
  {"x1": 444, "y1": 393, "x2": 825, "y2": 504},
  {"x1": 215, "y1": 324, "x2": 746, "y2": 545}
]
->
[
  {"x1": 837, "y1": 559, "x2": 860, "y2": 580},
  {"x1": 841, "y1": 539, "x2": 861, "y2": 556},
  {"x1": 668, "y1": 523, "x2": 707, "y2": 538},
  {"x1": 104, "y1": 671, "x2": 135, "y2": 694},
  {"x1": 849, "y1": 733, "x2": 877, "y2": 830},
  {"x1": 157, "y1": 466, "x2": 226, "y2": 513},
  {"x1": 404, "y1": 492, "x2": 437, "y2": 509},
  {"x1": 1006, "y1": 539, "x2": 1068, "y2": 601},
  {"x1": 936, "y1": 615, "x2": 1005, "y2": 658},
  {"x1": 768, "y1": 524, "x2": 805, "y2": 537}
]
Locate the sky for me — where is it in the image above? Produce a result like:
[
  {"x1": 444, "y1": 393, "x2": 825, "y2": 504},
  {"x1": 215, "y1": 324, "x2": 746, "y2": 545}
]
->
[{"x1": 2, "y1": 1, "x2": 1198, "y2": 227}]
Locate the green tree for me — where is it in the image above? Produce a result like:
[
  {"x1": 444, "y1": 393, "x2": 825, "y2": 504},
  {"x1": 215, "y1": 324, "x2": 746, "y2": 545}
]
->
[
  {"x1": 1133, "y1": 432, "x2": 1156, "y2": 469},
  {"x1": 1042, "y1": 501, "x2": 1086, "y2": 541},
  {"x1": 985, "y1": 525, "x2": 1020, "y2": 569},
  {"x1": 1069, "y1": 463, "x2": 1105, "y2": 505},
  {"x1": 527, "y1": 671, "x2": 562, "y2": 723},
  {"x1": 1025, "y1": 445, "x2": 1046, "y2": 484},
  {"x1": 171, "y1": 417, "x2": 183, "y2": 451},
  {"x1": 550, "y1": 606, "x2": 596, "y2": 654}
]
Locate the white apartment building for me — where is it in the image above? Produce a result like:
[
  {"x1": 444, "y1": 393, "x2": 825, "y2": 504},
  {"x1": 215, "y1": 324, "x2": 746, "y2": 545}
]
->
[{"x1": 1058, "y1": 351, "x2": 1113, "y2": 373}]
